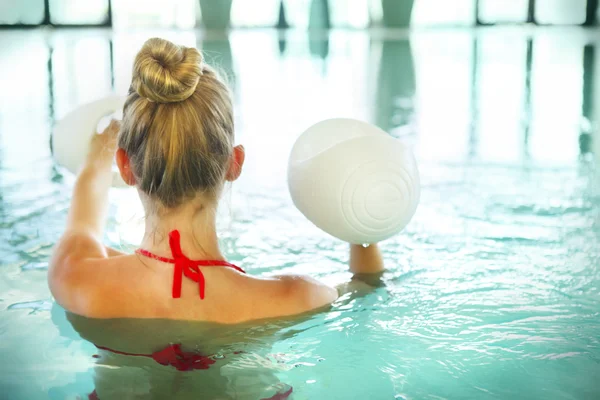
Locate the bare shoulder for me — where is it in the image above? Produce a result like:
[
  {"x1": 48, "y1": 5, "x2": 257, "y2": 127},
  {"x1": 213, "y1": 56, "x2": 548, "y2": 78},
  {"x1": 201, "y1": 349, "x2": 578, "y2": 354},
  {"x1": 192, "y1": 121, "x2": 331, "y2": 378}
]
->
[
  {"x1": 278, "y1": 274, "x2": 338, "y2": 303},
  {"x1": 239, "y1": 274, "x2": 338, "y2": 320},
  {"x1": 49, "y1": 252, "x2": 147, "y2": 319},
  {"x1": 49, "y1": 230, "x2": 143, "y2": 318}
]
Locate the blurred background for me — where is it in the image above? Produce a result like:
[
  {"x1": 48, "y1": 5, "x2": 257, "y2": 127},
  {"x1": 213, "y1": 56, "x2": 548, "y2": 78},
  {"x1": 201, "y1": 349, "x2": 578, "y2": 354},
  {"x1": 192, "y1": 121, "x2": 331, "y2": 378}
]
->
[
  {"x1": 1, "y1": 0, "x2": 599, "y2": 169},
  {"x1": 1, "y1": 2, "x2": 600, "y2": 399},
  {"x1": 0, "y1": 0, "x2": 598, "y2": 28}
]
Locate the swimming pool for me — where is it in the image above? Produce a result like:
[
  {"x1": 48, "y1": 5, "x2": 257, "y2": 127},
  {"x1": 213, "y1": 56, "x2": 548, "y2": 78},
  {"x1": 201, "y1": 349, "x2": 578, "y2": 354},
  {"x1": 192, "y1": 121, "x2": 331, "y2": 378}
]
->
[{"x1": 0, "y1": 27, "x2": 599, "y2": 399}]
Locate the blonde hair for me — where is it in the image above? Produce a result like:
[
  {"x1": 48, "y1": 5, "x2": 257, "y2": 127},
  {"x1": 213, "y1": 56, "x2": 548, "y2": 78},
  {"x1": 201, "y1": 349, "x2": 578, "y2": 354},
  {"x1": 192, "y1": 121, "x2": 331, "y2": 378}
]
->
[{"x1": 119, "y1": 38, "x2": 234, "y2": 209}]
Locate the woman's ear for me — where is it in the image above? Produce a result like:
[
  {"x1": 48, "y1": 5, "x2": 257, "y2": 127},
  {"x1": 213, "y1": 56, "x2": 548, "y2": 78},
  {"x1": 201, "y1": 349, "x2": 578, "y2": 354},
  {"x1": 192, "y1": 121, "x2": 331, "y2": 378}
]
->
[
  {"x1": 225, "y1": 145, "x2": 245, "y2": 182},
  {"x1": 116, "y1": 148, "x2": 137, "y2": 186}
]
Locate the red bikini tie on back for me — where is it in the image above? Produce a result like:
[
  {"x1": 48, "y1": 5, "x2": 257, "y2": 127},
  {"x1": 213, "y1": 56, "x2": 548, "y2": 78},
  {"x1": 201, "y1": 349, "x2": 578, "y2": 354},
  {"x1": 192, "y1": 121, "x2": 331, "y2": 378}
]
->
[{"x1": 136, "y1": 230, "x2": 245, "y2": 299}]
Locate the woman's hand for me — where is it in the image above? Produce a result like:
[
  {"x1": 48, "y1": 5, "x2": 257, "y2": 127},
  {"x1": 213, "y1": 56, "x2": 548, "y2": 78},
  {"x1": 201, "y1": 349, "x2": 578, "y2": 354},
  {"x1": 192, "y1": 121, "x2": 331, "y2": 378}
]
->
[{"x1": 87, "y1": 119, "x2": 120, "y2": 167}]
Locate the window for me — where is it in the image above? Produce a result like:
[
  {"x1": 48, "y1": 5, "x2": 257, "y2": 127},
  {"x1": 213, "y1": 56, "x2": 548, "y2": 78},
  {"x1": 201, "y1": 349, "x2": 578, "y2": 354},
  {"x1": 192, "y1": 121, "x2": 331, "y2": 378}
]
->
[
  {"x1": 231, "y1": 0, "x2": 280, "y2": 27},
  {"x1": 329, "y1": 0, "x2": 370, "y2": 28},
  {"x1": 536, "y1": 0, "x2": 587, "y2": 25},
  {"x1": 112, "y1": 0, "x2": 196, "y2": 29},
  {"x1": 0, "y1": 0, "x2": 45, "y2": 25},
  {"x1": 479, "y1": 0, "x2": 529, "y2": 24},
  {"x1": 413, "y1": 0, "x2": 476, "y2": 26},
  {"x1": 49, "y1": 0, "x2": 110, "y2": 24}
]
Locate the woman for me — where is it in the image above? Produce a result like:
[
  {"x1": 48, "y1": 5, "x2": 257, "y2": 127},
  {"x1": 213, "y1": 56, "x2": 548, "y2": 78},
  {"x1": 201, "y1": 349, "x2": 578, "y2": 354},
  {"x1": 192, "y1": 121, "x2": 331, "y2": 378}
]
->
[{"x1": 48, "y1": 37, "x2": 384, "y2": 399}]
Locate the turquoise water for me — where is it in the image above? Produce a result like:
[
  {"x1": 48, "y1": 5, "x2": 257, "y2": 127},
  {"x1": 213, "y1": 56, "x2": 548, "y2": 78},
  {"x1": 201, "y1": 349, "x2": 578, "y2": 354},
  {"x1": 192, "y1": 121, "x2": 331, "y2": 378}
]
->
[{"x1": 0, "y1": 27, "x2": 599, "y2": 399}]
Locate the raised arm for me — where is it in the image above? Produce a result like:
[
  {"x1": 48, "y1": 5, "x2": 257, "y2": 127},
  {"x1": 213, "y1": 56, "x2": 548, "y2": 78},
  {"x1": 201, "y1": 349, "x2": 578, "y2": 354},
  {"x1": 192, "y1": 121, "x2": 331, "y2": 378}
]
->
[
  {"x1": 65, "y1": 120, "x2": 119, "y2": 240},
  {"x1": 50, "y1": 120, "x2": 123, "y2": 272},
  {"x1": 48, "y1": 120, "x2": 125, "y2": 311}
]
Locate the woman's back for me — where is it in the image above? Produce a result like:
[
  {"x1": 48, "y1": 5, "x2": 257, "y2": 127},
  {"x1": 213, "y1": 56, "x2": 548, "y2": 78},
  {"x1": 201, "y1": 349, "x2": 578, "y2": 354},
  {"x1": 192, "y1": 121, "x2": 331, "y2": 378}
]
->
[{"x1": 50, "y1": 230, "x2": 336, "y2": 323}]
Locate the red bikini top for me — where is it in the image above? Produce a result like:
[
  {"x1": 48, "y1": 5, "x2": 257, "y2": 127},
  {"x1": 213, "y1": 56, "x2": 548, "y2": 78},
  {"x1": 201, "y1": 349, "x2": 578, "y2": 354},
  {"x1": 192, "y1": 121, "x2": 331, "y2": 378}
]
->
[{"x1": 136, "y1": 229, "x2": 245, "y2": 299}]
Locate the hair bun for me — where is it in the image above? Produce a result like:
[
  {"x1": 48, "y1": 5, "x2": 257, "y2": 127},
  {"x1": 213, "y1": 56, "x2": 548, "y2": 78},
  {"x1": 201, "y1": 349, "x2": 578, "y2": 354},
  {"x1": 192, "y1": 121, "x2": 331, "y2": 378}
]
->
[{"x1": 132, "y1": 38, "x2": 203, "y2": 104}]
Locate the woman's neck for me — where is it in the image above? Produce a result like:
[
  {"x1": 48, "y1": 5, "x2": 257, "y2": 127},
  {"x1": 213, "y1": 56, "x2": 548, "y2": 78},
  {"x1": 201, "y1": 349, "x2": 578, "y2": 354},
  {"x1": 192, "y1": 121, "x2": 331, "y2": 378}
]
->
[{"x1": 139, "y1": 198, "x2": 224, "y2": 261}]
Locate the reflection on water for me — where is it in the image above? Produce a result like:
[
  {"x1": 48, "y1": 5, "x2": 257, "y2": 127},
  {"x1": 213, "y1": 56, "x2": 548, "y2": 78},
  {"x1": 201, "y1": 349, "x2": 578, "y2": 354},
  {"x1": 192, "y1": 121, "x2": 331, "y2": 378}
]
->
[
  {"x1": 375, "y1": 38, "x2": 415, "y2": 134},
  {"x1": 8, "y1": 28, "x2": 597, "y2": 166},
  {"x1": 0, "y1": 27, "x2": 599, "y2": 399},
  {"x1": 64, "y1": 310, "x2": 315, "y2": 399},
  {"x1": 581, "y1": 44, "x2": 596, "y2": 156},
  {"x1": 200, "y1": 33, "x2": 236, "y2": 88}
]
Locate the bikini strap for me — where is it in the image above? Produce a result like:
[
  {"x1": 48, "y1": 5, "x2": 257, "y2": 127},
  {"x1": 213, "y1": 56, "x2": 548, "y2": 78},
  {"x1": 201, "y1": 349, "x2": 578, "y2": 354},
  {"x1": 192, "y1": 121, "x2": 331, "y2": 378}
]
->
[{"x1": 135, "y1": 230, "x2": 245, "y2": 300}]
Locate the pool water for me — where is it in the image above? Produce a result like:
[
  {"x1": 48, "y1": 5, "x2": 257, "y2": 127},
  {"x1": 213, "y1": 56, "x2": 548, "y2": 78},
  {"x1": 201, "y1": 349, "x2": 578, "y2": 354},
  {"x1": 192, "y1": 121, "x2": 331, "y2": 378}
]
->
[{"x1": 0, "y1": 27, "x2": 599, "y2": 399}]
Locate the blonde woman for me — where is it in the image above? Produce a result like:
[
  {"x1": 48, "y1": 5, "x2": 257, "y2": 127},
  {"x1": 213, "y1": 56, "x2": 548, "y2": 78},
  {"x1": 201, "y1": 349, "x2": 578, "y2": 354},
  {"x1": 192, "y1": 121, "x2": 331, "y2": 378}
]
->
[{"x1": 49, "y1": 38, "x2": 384, "y2": 399}]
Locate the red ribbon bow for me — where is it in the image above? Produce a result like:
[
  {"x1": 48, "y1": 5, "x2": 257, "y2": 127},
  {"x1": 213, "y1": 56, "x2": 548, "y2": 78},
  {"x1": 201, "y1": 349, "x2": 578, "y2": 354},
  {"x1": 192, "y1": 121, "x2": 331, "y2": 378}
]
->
[
  {"x1": 168, "y1": 230, "x2": 206, "y2": 299},
  {"x1": 136, "y1": 230, "x2": 245, "y2": 300}
]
